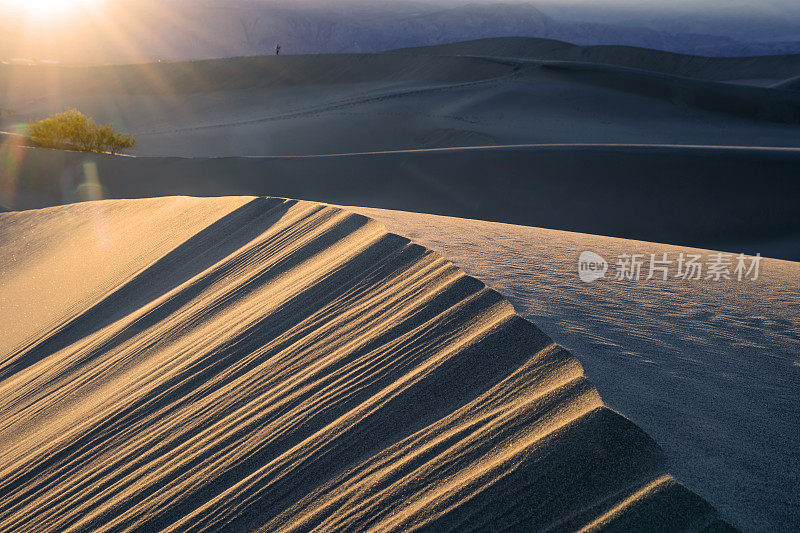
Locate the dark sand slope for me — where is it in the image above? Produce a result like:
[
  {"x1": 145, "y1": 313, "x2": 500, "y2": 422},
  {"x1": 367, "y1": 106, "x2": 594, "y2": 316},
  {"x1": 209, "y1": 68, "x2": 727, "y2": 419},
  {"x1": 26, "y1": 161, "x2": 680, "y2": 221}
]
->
[
  {"x1": 537, "y1": 62, "x2": 800, "y2": 124},
  {"x1": 5, "y1": 145, "x2": 800, "y2": 260},
  {"x1": 774, "y1": 75, "x2": 800, "y2": 91},
  {"x1": 0, "y1": 54, "x2": 515, "y2": 96},
  {"x1": 388, "y1": 37, "x2": 800, "y2": 81},
  {"x1": 3, "y1": 48, "x2": 800, "y2": 163},
  {"x1": 0, "y1": 197, "x2": 729, "y2": 532}
]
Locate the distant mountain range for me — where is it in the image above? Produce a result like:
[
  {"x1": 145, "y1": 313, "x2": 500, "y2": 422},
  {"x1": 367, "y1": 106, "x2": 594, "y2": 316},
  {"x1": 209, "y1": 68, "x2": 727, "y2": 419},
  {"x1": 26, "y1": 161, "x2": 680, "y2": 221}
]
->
[{"x1": 1, "y1": 1, "x2": 799, "y2": 63}]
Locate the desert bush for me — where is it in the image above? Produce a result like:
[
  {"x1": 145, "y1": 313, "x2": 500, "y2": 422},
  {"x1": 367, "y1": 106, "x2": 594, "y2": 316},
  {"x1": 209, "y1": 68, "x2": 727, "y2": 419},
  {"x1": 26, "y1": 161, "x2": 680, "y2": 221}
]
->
[{"x1": 28, "y1": 109, "x2": 136, "y2": 154}]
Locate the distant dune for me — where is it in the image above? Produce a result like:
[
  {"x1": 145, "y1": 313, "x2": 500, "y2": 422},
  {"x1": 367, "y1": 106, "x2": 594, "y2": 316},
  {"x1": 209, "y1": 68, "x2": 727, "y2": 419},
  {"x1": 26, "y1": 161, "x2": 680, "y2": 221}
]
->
[
  {"x1": 536, "y1": 61, "x2": 800, "y2": 123},
  {"x1": 5, "y1": 145, "x2": 800, "y2": 260},
  {"x1": 774, "y1": 74, "x2": 800, "y2": 90},
  {"x1": 0, "y1": 54, "x2": 514, "y2": 96},
  {"x1": 3, "y1": 43, "x2": 800, "y2": 134},
  {"x1": 0, "y1": 197, "x2": 730, "y2": 531},
  {"x1": 388, "y1": 37, "x2": 800, "y2": 81}
]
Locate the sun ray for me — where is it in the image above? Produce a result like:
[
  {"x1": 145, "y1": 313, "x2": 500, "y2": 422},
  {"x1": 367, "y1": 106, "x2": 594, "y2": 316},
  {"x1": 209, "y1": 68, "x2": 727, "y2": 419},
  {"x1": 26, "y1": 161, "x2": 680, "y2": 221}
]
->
[{"x1": 1, "y1": 0, "x2": 106, "y2": 19}]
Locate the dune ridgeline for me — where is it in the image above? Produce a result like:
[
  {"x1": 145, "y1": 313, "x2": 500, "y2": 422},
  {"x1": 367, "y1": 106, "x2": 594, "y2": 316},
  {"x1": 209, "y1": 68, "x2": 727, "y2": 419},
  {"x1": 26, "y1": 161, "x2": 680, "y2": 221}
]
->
[
  {"x1": 0, "y1": 197, "x2": 730, "y2": 531},
  {"x1": 2, "y1": 35, "x2": 797, "y2": 531}
]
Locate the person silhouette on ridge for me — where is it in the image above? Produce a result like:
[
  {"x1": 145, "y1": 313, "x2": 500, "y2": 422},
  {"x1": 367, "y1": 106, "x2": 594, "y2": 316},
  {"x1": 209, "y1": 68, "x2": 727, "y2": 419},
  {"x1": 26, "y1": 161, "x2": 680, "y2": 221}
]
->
[{"x1": 276, "y1": 44, "x2": 281, "y2": 56}]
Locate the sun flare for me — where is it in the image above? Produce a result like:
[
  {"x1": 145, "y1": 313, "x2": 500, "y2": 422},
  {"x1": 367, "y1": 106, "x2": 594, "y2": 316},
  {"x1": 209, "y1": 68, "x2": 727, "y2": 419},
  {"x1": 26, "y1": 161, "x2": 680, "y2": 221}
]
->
[{"x1": 3, "y1": 0, "x2": 103, "y2": 18}]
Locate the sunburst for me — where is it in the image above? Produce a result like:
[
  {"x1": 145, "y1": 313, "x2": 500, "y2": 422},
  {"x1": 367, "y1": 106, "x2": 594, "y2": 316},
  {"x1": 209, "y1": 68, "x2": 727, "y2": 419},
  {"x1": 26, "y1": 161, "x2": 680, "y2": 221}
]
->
[{"x1": 3, "y1": 0, "x2": 104, "y2": 18}]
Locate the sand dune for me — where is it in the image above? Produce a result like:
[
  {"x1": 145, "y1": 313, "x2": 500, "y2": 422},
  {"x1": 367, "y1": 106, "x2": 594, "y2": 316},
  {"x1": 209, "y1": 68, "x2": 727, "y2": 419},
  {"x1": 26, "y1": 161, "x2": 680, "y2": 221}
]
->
[
  {"x1": 388, "y1": 37, "x2": 800, "y2": 81},
  {"x1": 774, "y1": 75, "x2": 800, "y2": 90},
  {"x1": 537, "y1": 61, "x2": 800, "y2": 123},
  {"x1": 1, "y1": 41, "x2": 798, "y2": 530},
  {"x1": 0, "y1": 54, "x2": 514, "y2": 97},
  {"x1": 0, "y1": 197, "x2": 729, "y2": 531},
  {"x1": 345, "y1": 205, "x2": 800, "y2": 532},
  {"x1": 5, "y1": 145, "x2": 800, "y2": 260},
  {"x1": 3, "y1": 48, "x2": 800, "y2": 162}
]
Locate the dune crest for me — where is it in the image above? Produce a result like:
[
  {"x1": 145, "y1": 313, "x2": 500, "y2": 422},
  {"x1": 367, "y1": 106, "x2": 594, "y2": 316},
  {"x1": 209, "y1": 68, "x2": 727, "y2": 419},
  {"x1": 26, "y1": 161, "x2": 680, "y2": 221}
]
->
[
  {"x1": 388, "y1": 36, "x2": 800, "y2": 81},
  {"x1": 0, "y1": 197, "x2": 727, "y2": 531}
]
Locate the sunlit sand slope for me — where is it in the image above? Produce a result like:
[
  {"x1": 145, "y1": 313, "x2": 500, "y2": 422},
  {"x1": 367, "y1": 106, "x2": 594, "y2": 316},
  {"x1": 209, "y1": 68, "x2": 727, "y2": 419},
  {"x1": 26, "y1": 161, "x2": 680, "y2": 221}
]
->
[
  {"x1": 346, "y1": 205, "x2": 800, "y2": 532},
  {"x1": 0, "y1": 197, "x2": 727, "y2": 532}
]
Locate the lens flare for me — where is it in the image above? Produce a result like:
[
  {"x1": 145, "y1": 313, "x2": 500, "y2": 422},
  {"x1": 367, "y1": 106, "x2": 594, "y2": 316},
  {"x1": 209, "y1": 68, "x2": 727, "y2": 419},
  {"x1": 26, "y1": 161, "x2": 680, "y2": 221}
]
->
[{"x1": 1, "y1": 0, "x2": 104, "y2": 18}]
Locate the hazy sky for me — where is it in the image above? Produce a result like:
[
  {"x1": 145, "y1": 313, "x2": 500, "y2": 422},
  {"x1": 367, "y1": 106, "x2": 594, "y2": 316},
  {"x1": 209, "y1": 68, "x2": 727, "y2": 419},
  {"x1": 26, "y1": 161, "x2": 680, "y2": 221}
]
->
[
  {"x1": 1, "y1": 0, "x2": 798, "y2": 63},
  {"x1": 320, "y1": 0, "x2": 800, "y2": 16},
  {"x1": 314, "y1": 0, "x2": 799, "y2": 8}
]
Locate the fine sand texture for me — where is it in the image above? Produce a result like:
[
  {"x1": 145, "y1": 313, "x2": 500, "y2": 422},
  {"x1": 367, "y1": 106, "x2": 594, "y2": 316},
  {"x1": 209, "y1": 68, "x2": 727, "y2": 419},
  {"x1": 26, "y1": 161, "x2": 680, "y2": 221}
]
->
[
  {"x1": 344, "y1": 206, "x2": 800, "y2": 532},
  {"x1": 0, "y1": 197, "x2": 730, "y2": 532}
]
